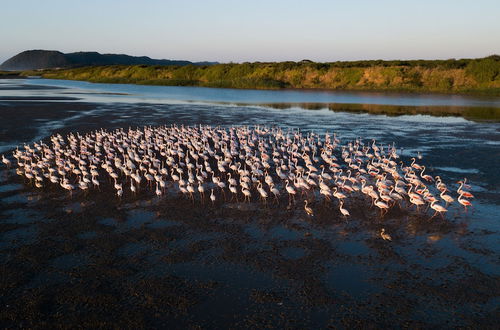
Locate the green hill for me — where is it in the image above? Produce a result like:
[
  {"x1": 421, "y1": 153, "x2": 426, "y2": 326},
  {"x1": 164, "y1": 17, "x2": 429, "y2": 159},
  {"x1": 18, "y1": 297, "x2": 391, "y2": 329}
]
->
[{"x1": 0, "y1": 50, "x2": 217, "y2": 71}]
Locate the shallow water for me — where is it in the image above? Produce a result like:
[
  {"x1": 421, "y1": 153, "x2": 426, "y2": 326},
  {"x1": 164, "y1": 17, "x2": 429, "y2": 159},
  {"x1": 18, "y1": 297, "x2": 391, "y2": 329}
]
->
[
  {"x1": 16, "y1": 78, "x2": 500, "y2": 107},
  {"x1": 0, "y1": 79, "x2": 499, "y2": 328}
]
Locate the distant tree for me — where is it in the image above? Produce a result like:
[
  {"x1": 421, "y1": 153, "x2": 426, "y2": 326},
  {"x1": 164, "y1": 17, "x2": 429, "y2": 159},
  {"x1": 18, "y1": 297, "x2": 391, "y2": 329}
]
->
[{"x1": 485, "y1": 54, "x2": 500, "y2": 61}]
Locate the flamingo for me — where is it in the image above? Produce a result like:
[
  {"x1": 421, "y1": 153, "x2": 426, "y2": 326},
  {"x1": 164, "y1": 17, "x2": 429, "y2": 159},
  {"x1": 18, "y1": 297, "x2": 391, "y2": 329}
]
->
[
  {"x1": 210, "y1": 189, "x2": 216, "y2": 205},
  {"x1": 285, "y1": 180, "x2": 296, "y2": 204},
  {"x1": 155, "y1": 182, "x2": 162, "y2": 197},
  {"x1": 7, "y1": 124, "x2": 468, "y2": 221},
  {"x1": 257, "y1": 182, "x2": 268, "y2": 203},
  {"x1": 374, "y1": 197, "x2": 389, "y2": 216},
  {"x1": 60, "y1": 178, "x2": 75, "y2": 195},
  {"x1": 198, "y1": 182, "x2": 205, "y2": 201},
  {"x1": 339, "y1": 200, "x2": 350, "y2": 217},
  {"x1": 439, "y1": 190, "x2": 454, "y2": 206},
  {"x1": 420, "y1": 166, "x2": 433, "y2": 182},
  {"x1": 430, "y1": 200, "x2": 447, "y2": 219},
  {"x1": 458, "y1": 192, "x2": 472, "y2": 212},
  {"x1": 1, "y1": 155, "x2": 11, "y2": 168},
  {"x1": 242, "y1": 188, "x2": 251, "y2": 202},
  {"x1": 270, "y1": 183, "x2": 280, "y2": 203},
  {"x1": 457, "y1": 181, "x2": 474, "y2": 198},
  {"x1": 304, "y1": 200, "x2": 314, "y2": 217}
]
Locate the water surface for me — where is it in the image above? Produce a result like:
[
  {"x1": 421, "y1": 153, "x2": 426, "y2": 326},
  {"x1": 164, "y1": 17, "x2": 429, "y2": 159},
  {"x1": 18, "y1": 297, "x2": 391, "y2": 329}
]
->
[
  {"x1": 0, "y1": 79, "x2": 499, "y2": 328},
  {"x1": 3, "y1": 78, "x2": 500, "y2": 107}
]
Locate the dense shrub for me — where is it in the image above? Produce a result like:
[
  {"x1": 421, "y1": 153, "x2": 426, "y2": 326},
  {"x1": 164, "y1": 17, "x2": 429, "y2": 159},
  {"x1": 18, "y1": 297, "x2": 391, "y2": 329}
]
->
[
  {"x1": 466, "y1": 58, "x2": 500, "y2": 83},
  {"x1": 35, "y1": 56, "x2": 500, "y2": 95}
]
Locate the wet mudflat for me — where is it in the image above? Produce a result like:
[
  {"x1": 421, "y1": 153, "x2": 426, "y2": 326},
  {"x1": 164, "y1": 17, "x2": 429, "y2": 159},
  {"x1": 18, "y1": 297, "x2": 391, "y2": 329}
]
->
[{"x1": 0, "y1": 81, "x2": 499, "y2": 328}]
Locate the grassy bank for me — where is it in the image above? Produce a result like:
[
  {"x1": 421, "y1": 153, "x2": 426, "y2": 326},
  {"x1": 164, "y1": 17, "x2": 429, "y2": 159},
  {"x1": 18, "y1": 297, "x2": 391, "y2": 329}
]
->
[{"x1": 23, "y1": 56, "x2": 500, "y2": 95}]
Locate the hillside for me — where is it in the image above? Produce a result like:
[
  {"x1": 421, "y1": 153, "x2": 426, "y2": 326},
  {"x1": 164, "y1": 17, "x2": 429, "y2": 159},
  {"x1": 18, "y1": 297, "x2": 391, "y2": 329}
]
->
[
  {"x1": 0, "y1": 50, "x2": 217, "y2": 70},
  {"x1": 31, "y1": 56, "x2": 500, "y2": 95}
]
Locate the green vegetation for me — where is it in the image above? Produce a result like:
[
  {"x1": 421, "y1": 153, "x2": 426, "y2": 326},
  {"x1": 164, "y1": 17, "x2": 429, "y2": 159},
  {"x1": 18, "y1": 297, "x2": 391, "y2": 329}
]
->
[{"x1": 25, "y1": 56, "x2": 500, "y2": 95}]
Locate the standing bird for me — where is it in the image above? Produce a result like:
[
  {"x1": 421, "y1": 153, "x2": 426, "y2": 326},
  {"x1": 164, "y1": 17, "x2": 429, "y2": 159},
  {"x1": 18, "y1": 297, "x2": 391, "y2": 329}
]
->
[
  {"x1": 457, "y1": 181, "x2": 474, "y2": 198},
  {"x1": 2, "y1": 155, "x2": 11, "y2": 168},
  {"x1": 339, "y1": 200, "x2": 350, "y2": 218},
  {"x1": 242, "y1": 188, "x2": 251, "y2": 203},
  {"x1": 304, "y1": 200, "x2": 314, "y2": 217},
  {"x1": 270, "y1": 183, "x2": 280, "y2": 203},
  {"x1": 155, "y1": 182, "x2": 162, "y2": 197},
  {"x1": 210, "y1": 189, "x2": 216, "y2": 205},
  {"x1": 374, "y1": 197, "x2": 389, "y2": 216},
  {"x1": 285, "y1": 180, "x2": 296, "y2": 204},
  {"x1": 430, "y1": 200, "x2": 447, "y2": 219},
  {"x1": 439, "y1": 190, "x2": 454, "y2": 206},
  {"x1": 197, "y1": 182, "x2": 205, "y2": 201},
  {"x1": 458, "y1": 192, "x2": 472, "y2": 212},
  {"x1": 380, "y1": 228, "x2": 392, "y2": 241}
]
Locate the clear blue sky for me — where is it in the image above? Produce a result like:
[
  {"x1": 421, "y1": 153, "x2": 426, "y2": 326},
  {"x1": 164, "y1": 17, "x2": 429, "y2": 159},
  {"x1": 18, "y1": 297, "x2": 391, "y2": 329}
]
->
[{"x1": 1, "y1": 0, "x2": 499, "y2": 63}]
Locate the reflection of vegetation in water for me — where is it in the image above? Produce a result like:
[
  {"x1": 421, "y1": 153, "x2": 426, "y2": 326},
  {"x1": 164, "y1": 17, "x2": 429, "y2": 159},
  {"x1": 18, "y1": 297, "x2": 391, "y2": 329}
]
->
[
  {"x1": 259, "y1": 103, "x2": 500, "y2": 122},
  {"x1": 22, "y1": 55, "x2": 500, "y2": 95}
]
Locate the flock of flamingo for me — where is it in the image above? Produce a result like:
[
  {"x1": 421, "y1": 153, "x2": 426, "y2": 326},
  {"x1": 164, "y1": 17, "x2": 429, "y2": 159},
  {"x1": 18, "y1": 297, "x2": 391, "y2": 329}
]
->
[{"x1": 1, "y1": 125, "x2": 474, "y2": 221}]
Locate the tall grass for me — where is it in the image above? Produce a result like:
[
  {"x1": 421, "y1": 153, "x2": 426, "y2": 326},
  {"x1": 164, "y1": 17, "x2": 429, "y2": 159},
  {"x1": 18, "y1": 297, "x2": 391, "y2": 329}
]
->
[{"x1": 31, "y1": 56, "x2": 500, "y2": 95}]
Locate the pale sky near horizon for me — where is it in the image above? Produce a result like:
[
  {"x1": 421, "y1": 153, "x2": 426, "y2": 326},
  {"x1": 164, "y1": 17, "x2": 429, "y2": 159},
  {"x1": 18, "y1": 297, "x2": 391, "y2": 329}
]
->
[{"x1": 1, "y1": 0, "x2": 499, "y2": 63}]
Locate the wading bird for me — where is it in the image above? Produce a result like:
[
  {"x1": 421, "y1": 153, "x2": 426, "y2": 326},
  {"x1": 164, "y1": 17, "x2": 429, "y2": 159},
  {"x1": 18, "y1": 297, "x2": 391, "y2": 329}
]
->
[{"x1": 2, "y1": 124, "x2": 470, "y2": 221}]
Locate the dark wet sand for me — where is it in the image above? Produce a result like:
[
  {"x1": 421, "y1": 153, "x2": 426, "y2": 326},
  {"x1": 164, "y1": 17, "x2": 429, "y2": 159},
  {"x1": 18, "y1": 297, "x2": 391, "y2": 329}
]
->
[{"x1": 0, "y1": 88, "x2": 499, "y2": 327}]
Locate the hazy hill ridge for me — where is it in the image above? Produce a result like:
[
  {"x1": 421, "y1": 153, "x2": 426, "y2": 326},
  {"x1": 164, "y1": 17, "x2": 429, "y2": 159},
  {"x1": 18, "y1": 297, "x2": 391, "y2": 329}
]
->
[{"x1": 0, "y1": 50, "x2": 217, "y2": 70}]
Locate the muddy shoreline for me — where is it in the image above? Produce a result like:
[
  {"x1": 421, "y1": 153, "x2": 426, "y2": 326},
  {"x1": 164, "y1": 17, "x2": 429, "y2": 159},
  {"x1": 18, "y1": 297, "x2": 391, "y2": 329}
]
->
[{"x1": 0, "y1": 85, "x2": 499, "y2": 327}]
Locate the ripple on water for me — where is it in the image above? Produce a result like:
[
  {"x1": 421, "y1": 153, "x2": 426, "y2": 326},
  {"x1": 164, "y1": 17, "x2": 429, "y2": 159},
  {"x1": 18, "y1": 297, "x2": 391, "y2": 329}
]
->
[
  {"x1": 270, "y1": 225, "x2": 301, "y2": 240},
  {"x1": 98, "y1": 217, "x2": 116, "y2": 227},
  {"x1": 244, "y1": 223, "x2": 265, "y2": 240},
  {"x1": 0, "y1": 224, "x2": 38, "y2": 249},
  {"x1": 325, "y1": 263, "x2": 377, "y2": 298},
  {"x1": 2, "y1": 193, "x2": 29, "y2": 204},
  {"x1": 50, "y1": 253, "x2": 89, "y2": 270},
  {"x1": 434, "y1": 166, "x2": 481, "y2": 174},
  {"x1": 146, "y1": 219, "x2": 179, "y2": 229},
  {"x1": 116, "y1": 242, "x2": 152, "y2": 257},
  {"x1": 77, "y1": 231, "x2": 98, "y2": 239},
  {"x1": 337, "y1": 240, "x2": 372, "y2": 257},
  {"x1": 281, "y1": 247, "x2": 306, "y2": 259},
  {"x1": 1, "y1": 209, "x2": 42, "y2": 224},
  {"x1": 126, "y1": 209, "x2": 156, "y2": 228},
  {"x1": 0, "y1": 183, "x2": 23, "y2": 193}
]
